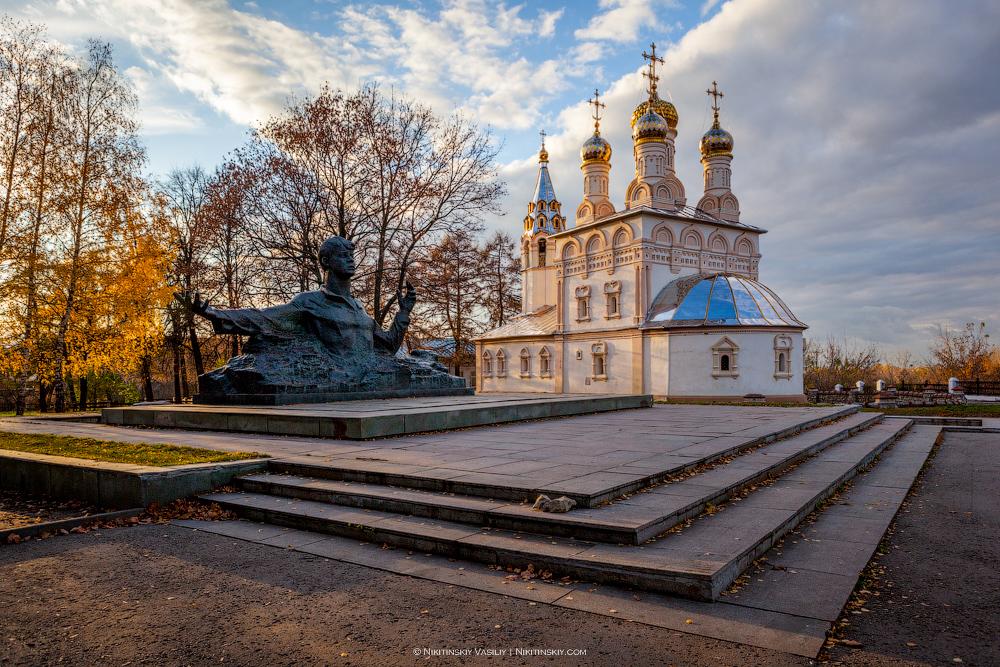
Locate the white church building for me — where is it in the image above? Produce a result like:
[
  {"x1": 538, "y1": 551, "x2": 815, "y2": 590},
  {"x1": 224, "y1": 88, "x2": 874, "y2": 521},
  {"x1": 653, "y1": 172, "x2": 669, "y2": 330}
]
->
[{"x1": 475, "y1": 49, "x2": 807, "y2": 402}]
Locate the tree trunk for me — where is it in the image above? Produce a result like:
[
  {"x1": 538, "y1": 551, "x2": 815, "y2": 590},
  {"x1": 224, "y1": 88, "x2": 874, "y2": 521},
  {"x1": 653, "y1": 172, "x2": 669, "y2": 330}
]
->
[
  {"x1": 232, "y1": 334, "x2": 240, "y2": 358},
  {"x1": 179, "y1": 352, "x2": 190, "y2": 399},
  {"x1": 67, "y1": 377, "x2": 77, "y2": 411},
  {"x1": 188, "y1": 317, "x2": 204, "y2": 375},
  {"x1": 39, "y1": 381, "x2": 48, "y2": 413},
  {"x1": 79, "y1": 376, "x2": 89, "y2": 411},
  {"x1": 172, "y1": 341, "x2": 182, "y2": 403},
  {"x1": 141, "y1": 355, "x2": 154, "y2": 401}
]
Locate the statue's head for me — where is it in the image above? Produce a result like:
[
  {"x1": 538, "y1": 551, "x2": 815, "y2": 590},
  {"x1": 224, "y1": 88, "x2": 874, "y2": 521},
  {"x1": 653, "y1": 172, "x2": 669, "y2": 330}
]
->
[{"x1": 319, "y1": 236, "x2": 356, "y2": 278}]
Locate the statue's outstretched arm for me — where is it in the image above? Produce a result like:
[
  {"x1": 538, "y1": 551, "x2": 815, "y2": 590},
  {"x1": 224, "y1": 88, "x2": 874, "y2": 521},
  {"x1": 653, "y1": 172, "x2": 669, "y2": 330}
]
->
[
  {"x1": 373, "y1": 281, "x2": 415, "y2": 354},
  {"x1": 173, "y1": 290, "x2": 263, "y2": 336}
]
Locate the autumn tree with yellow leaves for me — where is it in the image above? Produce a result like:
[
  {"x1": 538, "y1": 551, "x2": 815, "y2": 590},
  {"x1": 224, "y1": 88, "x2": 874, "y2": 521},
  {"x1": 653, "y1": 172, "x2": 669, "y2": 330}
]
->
[{"x1": 0, "y1": 20, "x2": 172, "y2": 413}]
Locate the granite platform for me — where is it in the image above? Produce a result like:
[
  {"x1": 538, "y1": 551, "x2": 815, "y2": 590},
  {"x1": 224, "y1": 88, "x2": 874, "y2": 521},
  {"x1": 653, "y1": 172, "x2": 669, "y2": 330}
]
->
[{"x1": 100, "y1": 393, "x2": 652, "y2": 440}]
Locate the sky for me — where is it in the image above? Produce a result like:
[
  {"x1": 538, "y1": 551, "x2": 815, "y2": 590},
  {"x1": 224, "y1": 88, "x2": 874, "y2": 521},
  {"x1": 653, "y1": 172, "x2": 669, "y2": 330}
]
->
[{"x1": 3, "y1": 0, "x2": 999, "y2": 358}]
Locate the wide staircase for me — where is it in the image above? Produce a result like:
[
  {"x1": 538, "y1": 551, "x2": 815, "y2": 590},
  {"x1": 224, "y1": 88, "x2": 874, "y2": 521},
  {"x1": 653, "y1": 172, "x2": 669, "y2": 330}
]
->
[{"x1": 202, "y1": 409, "x2": 911, "y2": 601}]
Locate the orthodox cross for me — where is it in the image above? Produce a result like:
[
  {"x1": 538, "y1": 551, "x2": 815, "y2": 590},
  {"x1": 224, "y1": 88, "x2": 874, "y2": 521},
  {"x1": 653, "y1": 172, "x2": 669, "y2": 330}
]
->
[
  {"x1": 539, "y1": 128, "x2": 546, "y2": 148},
  {"x1": 588, "y1": 90, "x2": 606, "y2": 132},
  {"x1": 642, "y1": 42, "x2": 664, "y2": 94},
  {"x1": 707, "y1": 81, "x2": 724, "y2": 118}
]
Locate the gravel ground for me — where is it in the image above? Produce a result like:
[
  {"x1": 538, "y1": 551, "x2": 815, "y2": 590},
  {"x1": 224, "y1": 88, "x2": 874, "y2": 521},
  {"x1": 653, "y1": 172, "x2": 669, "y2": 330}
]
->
[{"x1": 0, "y1": 430, "x2": 996, "y2": 667}]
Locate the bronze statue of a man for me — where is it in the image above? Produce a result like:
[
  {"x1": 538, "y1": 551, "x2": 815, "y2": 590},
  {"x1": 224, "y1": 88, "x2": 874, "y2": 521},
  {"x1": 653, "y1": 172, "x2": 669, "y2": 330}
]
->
[{"x1": 175, "y1": 236, "x2": 469, "y2": 404}]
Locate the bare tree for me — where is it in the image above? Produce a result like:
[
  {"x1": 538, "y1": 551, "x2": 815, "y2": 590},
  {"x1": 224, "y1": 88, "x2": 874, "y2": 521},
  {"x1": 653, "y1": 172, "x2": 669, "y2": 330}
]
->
[
  {"x1": 803, "y1": 335, "x2": 881, "y2": 390},
  {"x1": 929, "y1": 322, "x2": 995, "y2": 380},
  {"x1": 357, "y1": 91, "x2": 503, "y2": 325},
  {"x1": 200, "y1": 162, "x2": 262, "y2": 357},
  {"x1": 160, "y1": 165, "x2": 212, "y2": 377},
  {"x1": 479, "y1": 229, "x2": 521, "y2": 328},
  {"x1": 228, "y1": 140, "x2": 333, "y2": 301},
  {"x1": 409, "y1": 227, "x2": 485, "y2": 373}
]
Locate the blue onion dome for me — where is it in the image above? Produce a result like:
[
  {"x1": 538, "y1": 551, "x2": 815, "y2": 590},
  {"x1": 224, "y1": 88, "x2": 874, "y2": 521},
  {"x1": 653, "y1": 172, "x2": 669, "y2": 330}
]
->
[
  {"x1": 581, "y1": 132, "x2": 612, "y2": 165},
  {"x1": 633, "y1": 106, "x2": 668, "y2": 144},
  {"x1": 700, "y1": 117, "x2": 733, "y2": 157},
  {"x1": 641, "y1": 273, "x2": 806, "y2": 329},
  {"x1": 631, "y1": 91, "x2": 678, "y2": 130}
]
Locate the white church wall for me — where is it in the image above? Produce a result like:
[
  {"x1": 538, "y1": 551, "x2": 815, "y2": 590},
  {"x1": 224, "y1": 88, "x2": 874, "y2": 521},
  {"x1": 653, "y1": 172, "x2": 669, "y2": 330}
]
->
[
  {"x1": 478, "y1": 343, "x2": 558, "y2": 393},
  {"x1": 648, "y1": 334, "x2": 670, "y2": 396},
  {"x1": 561, "y1": 335, "x2": 637, "y2": 394},
  {"x1": 561, "y1": 272, "x2": 639, "y2": 334},
  {"x1": 522, "y1": 265, "x2": 558, "y2": 312},
  {"x1": 664, "y1": 330, "x2": 805, "y2": 401}
]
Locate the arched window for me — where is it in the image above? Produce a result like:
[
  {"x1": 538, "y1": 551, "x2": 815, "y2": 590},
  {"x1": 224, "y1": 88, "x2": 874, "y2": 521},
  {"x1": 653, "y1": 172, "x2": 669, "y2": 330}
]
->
[
  {"x1": 591, "y1": 342, "x2": 608, "y2": 381},
  {"x1": 712, "y1": 337, "x2": 739, "y2": 378},
  {"x1": 603, "y1": 281, "x2": 622, "y2": 319},
  {"x1": 538, "y1": 238, "x2": 546, "y2": 267},
  {"x1": 519, "y1": 348, "x2": 531, "y2": 378},
  {"x1": 586, "y1": 235, "x2": 602, "y2": 255},
  {"x1": 539, "y1": 347, "x2": 552, "y2": 378},
  {"x1": 481, "y1": 350, "x2": 493, "y2": 377},
  {"x1": 575, "y1": 285, "x2": 591, "y2": 322},
  {"x1": 496, "y1": 350, "x2": 507, "y2": 378},
  {"x1": 774, "y1": 334, "x2": 793, "y2": 379}
]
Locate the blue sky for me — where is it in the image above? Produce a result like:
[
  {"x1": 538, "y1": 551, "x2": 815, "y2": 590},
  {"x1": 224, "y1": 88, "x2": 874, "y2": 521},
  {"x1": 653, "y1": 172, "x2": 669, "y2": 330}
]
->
[{"x1": 4, "y1": 0, "x2": 999, "y2": 358}]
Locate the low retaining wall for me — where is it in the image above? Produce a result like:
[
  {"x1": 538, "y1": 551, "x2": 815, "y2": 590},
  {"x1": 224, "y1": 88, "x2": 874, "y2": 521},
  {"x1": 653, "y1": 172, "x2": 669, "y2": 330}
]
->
[
  {"x1": 807, "y1": 388, "x2": 967, "y2": 407},
  {"x1": 0, "y1": 450, "x2": 269, "y2": 509}
]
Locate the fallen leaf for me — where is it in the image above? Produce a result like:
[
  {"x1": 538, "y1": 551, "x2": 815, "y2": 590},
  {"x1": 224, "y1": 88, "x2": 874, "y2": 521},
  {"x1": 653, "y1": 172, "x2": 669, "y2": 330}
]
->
[{"x1": 841, "y1": 640, "x2": 863, "y2": 648}]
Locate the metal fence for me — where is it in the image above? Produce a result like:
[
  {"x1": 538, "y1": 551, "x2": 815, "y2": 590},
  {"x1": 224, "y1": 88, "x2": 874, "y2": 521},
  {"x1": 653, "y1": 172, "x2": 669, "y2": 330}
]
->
[{"x1": 958, "y1": 379, "x2": 1000, "y2": 396}]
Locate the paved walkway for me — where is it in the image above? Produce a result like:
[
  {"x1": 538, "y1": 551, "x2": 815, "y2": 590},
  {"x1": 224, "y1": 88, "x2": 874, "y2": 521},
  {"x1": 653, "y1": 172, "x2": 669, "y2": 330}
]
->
[{"x1": 3, "y1": 404, "x2": 848, "y2": 457}]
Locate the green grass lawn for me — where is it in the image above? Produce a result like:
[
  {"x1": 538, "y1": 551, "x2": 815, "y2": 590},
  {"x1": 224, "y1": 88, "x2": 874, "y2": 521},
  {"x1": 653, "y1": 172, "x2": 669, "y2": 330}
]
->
[
  {"x1": 862, "y1": 404, "x2": 1000, "y2": 418},
  {"x1": 0, "y1": 431, "x2": 266, "y2": 466}
]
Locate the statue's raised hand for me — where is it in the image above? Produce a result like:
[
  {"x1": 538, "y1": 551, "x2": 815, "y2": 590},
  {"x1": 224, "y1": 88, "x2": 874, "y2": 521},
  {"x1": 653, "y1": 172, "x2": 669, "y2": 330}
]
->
[
  {"x1": 174, "y1": 290, "x2": 213, "y2": 317},
  {"x1": 397, "y1": 281, "x2": 417, "y2": 316}
]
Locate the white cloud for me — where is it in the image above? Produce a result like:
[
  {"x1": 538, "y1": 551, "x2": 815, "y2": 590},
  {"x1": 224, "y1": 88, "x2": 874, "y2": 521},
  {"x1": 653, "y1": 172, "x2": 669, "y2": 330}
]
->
[
  {"x1": 700, "y1": 0, "x2": 722, "y2": 17},
  {"x1": 510, "y1": 0, "x2": 1000, "y2": 353},
  {"x1": 574, "y1": 0, "x2": 679, "y2": 42},
  {"x1": 340, "y1": 1, "x2": 572, "y2": 129},
  {"x1": 538, "y1": 9, "x2": 564, "y2": 38}
]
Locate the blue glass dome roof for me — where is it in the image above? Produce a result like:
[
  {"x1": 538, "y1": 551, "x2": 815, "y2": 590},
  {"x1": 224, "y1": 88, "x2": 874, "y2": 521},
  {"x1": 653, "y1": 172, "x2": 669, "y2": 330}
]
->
[{"x1": 641, "y1": 273, "x2": 806, "y2": 329}]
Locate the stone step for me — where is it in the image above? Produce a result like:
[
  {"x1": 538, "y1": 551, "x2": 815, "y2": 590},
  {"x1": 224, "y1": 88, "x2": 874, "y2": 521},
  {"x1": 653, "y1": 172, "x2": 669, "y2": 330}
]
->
[
  {"x1": 264, "y1": 406, "x2": 862, "y2": 508},
  {"x1": 236, "y1": 412, "x2": 883, "y2": 545},
  {"x1": 103, "y1": 393, "x2": 652, "y2": 440},
  {"x1": 203, "y1": 418, "x2": 910, "y2": 600},
  {"x1": 624, "y1": 418, "x2": 913, "y2": 599}
]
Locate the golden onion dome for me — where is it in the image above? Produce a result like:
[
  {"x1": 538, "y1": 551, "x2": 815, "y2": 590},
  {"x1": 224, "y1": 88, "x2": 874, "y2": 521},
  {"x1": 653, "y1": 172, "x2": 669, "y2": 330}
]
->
[
  {"x1": 631, "y1": 91, "x2": 678, "y2": 130},
  {"x1": 538, "y1": 144, "x2": 549, "y2": 162},
  {"x1": 700, "y1": 117, "x2": 733, "y2": 157},
  {"x1": 632, "y1": 107, "x2": 668, "y2": 144},
  {"x1": 581, "y1": 132, "x2": 612, "y2": 165}
]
